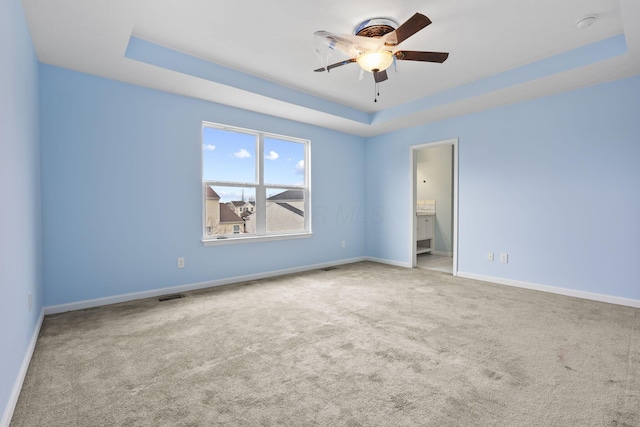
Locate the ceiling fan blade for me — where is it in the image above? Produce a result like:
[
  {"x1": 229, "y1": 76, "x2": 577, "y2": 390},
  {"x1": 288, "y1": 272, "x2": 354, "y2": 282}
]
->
[
  {"x1": 373, "y1": 70, "x2": 388, "y2": 83},
  {"x1": 384, "y1": 13, "x2": 432, "y2": 46},
  {"x1": 395, "y1": 50, "x2": 449, "y2": 63},
  {"x1": 314, "y1": 58, "x2": 356, "y2": 72}
]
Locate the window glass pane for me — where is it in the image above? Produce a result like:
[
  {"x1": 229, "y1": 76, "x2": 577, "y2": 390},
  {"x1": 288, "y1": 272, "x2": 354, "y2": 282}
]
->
[
  {"x1": 203, "y1": 127, "x2": 256, "y2": 183},
  {"x1": 266, "y1": 188, "x2": 305, "y2": 233},
  {"x1": 205, "y1": 186, "x2": 256, "y2": 236},
  {"x1": 202, "y1": 122, "x2": 309, "y2": 241},
  {"x1": 264, "y1": 137, "x2": 305, "y2": 186}
]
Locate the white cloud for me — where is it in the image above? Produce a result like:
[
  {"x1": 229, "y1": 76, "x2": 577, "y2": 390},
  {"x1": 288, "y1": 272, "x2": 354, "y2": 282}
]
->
[
  {"x1": 203, "y1": 144, "x2": 216, "y2": 151},
  {"x1": 265, "y1": 150, "x2": 279, "y2": 160},
  {"x1": 233, "y1": 148, "x2": 251, "y2": 159},
  {"x1": 295, "y1": 160, "x2": 305, "y2": 174}
]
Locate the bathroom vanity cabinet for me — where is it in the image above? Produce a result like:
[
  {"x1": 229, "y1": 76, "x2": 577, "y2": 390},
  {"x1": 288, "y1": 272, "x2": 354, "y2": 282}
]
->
[{"x1": 416, "y1": 214, "x2": 434, "y2": 254}]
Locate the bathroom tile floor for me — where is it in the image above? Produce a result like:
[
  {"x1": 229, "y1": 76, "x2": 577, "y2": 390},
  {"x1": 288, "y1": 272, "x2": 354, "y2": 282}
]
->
[{"x1": 416, "y1": 254, "x2": 453, "y2": 274}]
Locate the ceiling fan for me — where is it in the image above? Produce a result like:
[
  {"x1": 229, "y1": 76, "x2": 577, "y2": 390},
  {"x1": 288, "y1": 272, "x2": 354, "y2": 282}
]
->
[{"x1": 313, "y1": 13, "x2": 449, "y2": 86}]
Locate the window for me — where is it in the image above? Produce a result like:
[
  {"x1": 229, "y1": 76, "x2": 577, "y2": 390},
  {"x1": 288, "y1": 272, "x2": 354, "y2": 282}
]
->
[{"x1": 202, "y1": 122, "x2": 311, "y2": 244}]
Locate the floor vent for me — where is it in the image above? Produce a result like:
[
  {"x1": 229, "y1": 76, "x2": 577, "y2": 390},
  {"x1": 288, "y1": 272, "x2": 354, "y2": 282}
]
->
[
  {"x1": 158, "y1": 293, "x2": 185, "y2": 302},
  {"x1": 321, "y1": 266, "x2": 339, "y2": 271}
]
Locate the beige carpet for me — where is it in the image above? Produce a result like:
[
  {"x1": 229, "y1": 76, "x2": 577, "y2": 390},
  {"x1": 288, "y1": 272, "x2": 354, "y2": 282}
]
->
[{"x1": 11, "y1": 261, "x2": 640, "y2": 426}]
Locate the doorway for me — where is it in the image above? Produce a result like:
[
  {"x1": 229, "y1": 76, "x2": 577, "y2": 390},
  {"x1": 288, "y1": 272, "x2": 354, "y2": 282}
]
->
[{"x1": 410, "y1": 139, "x2": 458, "y2": 275}]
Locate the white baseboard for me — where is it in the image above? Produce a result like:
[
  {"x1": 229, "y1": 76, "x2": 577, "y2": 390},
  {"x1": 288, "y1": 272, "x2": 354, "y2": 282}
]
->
[
  {"x1": 1, "y1": 309, "x2": 44, "y2": 427},
  {"x1": 457, "y1": 272, "x2": 640, "y2": 308},
  {"x1": 364, "y1": 256, "x2": 412, "y2": 268},
  {"x1": 44, "y1": 258, "x2": 640, "y2": 314},
  {"x1": 44, "y1": 257, "x2": 367, "y2": 315}
]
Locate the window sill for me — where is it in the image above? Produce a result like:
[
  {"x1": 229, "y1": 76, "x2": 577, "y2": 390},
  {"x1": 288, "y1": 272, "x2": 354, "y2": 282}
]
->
[{"x1": 202, "y1": 232, "x2": 313, "y2": 246}]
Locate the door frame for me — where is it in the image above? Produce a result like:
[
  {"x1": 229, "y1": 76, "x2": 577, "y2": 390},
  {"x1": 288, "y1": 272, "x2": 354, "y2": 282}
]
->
[{"x1": 410, "y1": 138, "x2": 459, "y2": 275}]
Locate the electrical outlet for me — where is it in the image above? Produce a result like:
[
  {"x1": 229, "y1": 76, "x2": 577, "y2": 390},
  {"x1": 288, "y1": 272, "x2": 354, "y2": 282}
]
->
[
  {"x1": 341, "y1": 240, "x2": 346, "y2": 248},
  {"x1": 487, "y1": 252, "x2": 494, "y2": 261},
  {"x1": 177, "y1": 257, "x2": 185, "y2": 269},
  {"x1": 28, "y1": 292, "x2": 32, "y2": 312},
  {"x1": 500, "y1": 253, "x2": 508, "y2": 263}
]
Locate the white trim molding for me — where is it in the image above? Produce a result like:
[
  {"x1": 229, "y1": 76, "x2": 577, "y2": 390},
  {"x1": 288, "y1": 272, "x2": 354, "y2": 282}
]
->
[
  {"x1": 202, "y1": 232, "x2": 312, "y2": 246},
  {"x1": 42, "y1": 261, "x2": 640, "y2": 316},
  {"x1": 365, "y1": 256, "x2": 412, "y2": 268},
  {"x1": 457, "y1": 271, "x2": 640, "y2": 308},
  {"x1": 1, "y1": 309, "x2": 44, "y2": 427},
  {"x1": 409, "y1": 138, "x2": 459, "y2": 275},
  {"x1": 44, "y1": 257, "x2": 367, "y2": 315}
]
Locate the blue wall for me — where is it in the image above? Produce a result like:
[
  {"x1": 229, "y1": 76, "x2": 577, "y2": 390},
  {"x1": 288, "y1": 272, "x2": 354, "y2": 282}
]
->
[
  {"x1": 39, "y1": 65, "x2": 367, "y2": 306},
  {"x1": 366, "y1": 75, "x2": 640, "y2": 300},
  {"x1": 0, "y1": 0, "x2": 43, "y2": 422},
  {"x1": 39, "y1": 65, "x2": 640, "y2": 306}
]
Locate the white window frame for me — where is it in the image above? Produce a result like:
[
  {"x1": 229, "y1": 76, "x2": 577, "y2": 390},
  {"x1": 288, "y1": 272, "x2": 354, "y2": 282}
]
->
[{"x1": 202, "y1": 122, "x2": 312, "y2": 246}]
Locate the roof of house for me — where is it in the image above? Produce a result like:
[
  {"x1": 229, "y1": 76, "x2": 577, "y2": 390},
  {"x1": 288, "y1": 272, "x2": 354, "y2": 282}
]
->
[
  {"x1": 276, "y1": 202, "x2": 304, "y2": 217},
  {"x1": 206, "y1": 186, "x2": 220, "y2": 200},
  {"x1": 267, "y1": 189, "x2": 303, "y2": 201},
  {"x1": 230, "y1": 201, "x2": 245, "y2": 207},
  {"x1": 219, "y1": 203, "x2": 243, "y2": 224}
]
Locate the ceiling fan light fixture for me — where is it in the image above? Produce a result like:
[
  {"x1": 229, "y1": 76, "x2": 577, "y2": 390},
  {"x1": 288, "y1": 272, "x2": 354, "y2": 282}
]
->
[{"x1": 356, "y1": 50, "x2": 394, "y2": 73}]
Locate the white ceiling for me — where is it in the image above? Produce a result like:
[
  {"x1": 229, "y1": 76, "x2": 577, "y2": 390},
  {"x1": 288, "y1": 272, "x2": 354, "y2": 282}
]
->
[{"x1": 21, "y1": 0, "x2": 640, "y2": 136}]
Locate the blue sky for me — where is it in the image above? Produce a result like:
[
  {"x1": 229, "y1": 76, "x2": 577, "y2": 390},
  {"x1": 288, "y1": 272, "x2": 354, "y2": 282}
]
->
[{"x1": 203, "y1": 126, "x2": 305, "y2": 202}]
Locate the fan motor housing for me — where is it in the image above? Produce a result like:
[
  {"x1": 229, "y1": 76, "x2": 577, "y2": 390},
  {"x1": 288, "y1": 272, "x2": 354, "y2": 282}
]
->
[{"x1": 354, "y1": 18, "x2": 397, "y2": 38}]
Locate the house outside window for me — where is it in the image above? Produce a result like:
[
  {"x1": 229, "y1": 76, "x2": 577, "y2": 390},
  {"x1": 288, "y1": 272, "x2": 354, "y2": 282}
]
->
[{"x1": 202, "y1": 122, "x2": 311, "y2": 244}]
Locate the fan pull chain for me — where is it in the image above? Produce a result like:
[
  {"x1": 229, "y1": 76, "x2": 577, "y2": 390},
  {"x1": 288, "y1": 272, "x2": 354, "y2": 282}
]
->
[{"x1": 374, "y1": 82, "x2": 380, "y2": 103}]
